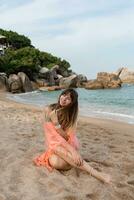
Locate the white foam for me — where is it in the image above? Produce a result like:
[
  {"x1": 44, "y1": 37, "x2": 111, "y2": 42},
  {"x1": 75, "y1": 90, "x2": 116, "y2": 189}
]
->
[
  {"x1": 13, "y1": 90, "x2": 39, "y2": 96},
  {"x1": 95, "y1": 111, "x2": 134, "y2": 119}
]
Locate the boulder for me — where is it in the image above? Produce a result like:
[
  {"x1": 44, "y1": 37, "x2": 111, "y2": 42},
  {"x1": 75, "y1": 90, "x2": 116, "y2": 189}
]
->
[
  {"x1": 58, "y1": 67, "x2": 70, "y2": 77},
  {"x1": 97, "y1": 72, "x2": 121, "y2": 88},
  {"x1": 84, "y1": 80, "x2": 104, "y2": 89},
  {"x1": 31, "y1": 81, "x2": 39, "y2": 90},
  {"x1": 76, "y1": 74, "x2": 88, "y2": 87},
  {"x1": 114, "y1": 67, "x2": 124, "y2": 76},
  {"x1": 77, "y1": 74, "x2": 88, "y2": 82},
  {"x1": 39, "y1": 67, "x2": 49, "y2": 74},
  {"x1": 35, "y1": 78, "x2": 50, "y2": 87},
  {"x1": 57, "y1": 74, "x2": 63, "y2": 79},
  {"x1": 59, "y1": 74, "x2": 78, "y2": 88},
  {"x1": 18, "y1": 72, "x2": 33, "y2": 92},
  {"x1": 51, "y1": 65, "x2": 60, "y2": 71},
  {"x1": 50, "y1": 66, "x2": 59, "y2": 86},
  {"x1": 106, "y1": 79, "x2": 122, "y2": 88},
  {"x1": 0, "y1": 73, "x2": 8, "y2": 92},
  {"x1": 39, "y1": 67, "x2": 49, "y2": 79},
  {"x1": 84, "y1": 72, "x2": 122, "y2": 90},
  {"x1": 118, "y1": 67, "x2": 134, "y2": 83},
  {"x1": 8, "y1": 74, "x2": 22, "y2": 93},
  {"x1": 39, "y1": 66, "x2": 59, "y2": 86}
]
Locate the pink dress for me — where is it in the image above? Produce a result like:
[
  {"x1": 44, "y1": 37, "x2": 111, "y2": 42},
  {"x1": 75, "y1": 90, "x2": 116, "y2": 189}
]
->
[{"x1": 33, "y1": 121, "x2": 79, "y2": 172}]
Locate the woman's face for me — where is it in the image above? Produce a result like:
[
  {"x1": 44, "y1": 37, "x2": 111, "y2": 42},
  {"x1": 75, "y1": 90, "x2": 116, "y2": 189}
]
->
[{"x1": 59, "y1": 93, "x2": 72, "y2": 107}]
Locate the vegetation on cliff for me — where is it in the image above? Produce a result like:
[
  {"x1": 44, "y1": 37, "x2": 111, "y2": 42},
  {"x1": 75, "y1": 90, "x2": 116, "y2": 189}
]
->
[{"x1": 0, "y1": 29, "x2": 70, "y2": 78}]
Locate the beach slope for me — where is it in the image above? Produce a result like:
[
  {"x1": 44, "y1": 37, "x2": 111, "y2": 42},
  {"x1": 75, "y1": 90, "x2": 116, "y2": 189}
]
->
[{"x1": 0, "y1": 93, "x2": 134, "y2": 200}]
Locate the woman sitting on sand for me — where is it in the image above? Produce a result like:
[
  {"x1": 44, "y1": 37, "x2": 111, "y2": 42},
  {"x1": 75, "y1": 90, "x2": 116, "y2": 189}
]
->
[{"x1": 33, "y1": 88, "x2": 111, "y2": 184}]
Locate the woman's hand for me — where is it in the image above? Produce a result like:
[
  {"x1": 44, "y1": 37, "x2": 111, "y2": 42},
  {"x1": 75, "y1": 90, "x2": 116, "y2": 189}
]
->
[{"x1": 70, "y1": 149, "x2": 83, "y2": 167}]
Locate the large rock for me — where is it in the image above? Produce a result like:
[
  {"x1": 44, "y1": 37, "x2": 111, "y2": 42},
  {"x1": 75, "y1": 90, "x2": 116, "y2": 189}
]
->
[
  {"x1": 51, "y1": 65, "x2": 59, "y2": 71},
  {"x1": 50, "y1": 66, "x2": 59, "y2": 86},
  {"x1": 18, "y1": 72, "x2": 33, "y2": 92},
  {"x1": 59, "y1": 74, "x2": 78, "y2": 88},
  {"x1": 0, "y1": 73, "x2": 8, "y2": 92},
  {"x1": 8, "y1": 74, "x2": 22, "y2": 93},
  {"x1": 97, "y1": 72, "x2": 121, "y2": 88},
  {"x1": 84, "y1": 72, "x2": 122, "y2": 90},
  {"x1": 58, "y1": 67, "x2": 70, "y2": 77},
  {"x1": 39, "y1": 66, "x2": 59, "y2": 86},
  {"x1": 57, "y1": 74, "x2": 63, "y2": 79},
  {"x1": 76, "y1": 74, "x2": 88, "y2": 87},
  {"x1": 117, "y1": 67, "x2": 134, "y2": 83},
  {"x1": 106, "y1": 79, "x2": 122, "y2": 88},
  {"x1": 35, "y1": 78, "x2": 50, "y2": 87},
  {"x1": 61, "y1": 70, "x2": 69, "y2": 77},
  {"x1": 114, "y1": 67, "x2": 124, "y2": 76},
  {"x1": 31, "y1": 81, "x2": 39, "y2": 90},
  {"x1": 39, "y1": 67, "x2": 49, "y2": 74},
  {"x1": 39, "y1": 67, "x2": 49, "y2": 79},
  {"x1": 84, "y1": 80, "x2": 104, "y2": 89}
]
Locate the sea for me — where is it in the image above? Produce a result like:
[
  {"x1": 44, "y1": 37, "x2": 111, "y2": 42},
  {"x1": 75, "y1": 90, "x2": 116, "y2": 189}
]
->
[{"x1": 7, "y1": 84, "x2": 134, "y2": 124}]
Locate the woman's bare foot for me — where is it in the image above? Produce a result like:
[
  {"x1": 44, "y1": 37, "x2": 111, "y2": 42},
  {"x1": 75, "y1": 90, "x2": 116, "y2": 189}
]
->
[
  {"x1": 89, "y1": 167, "x2": 111, "y2": 184},
  {"x1": 98, "y1": 172, "x2": 111, "y2": 184}
]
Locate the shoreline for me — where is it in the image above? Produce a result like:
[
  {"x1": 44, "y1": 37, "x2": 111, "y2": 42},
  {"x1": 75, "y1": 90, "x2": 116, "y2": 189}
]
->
[
  {"x1": 1, "y1": 91, "x2": 134, "y2": 127},
  {"x1": 0, "y1": 91, "x2": 134, "y2": 199}
]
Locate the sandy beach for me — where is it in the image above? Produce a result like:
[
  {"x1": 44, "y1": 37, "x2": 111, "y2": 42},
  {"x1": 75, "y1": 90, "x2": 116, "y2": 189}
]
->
[{"x1": 0, "y1": 92, "x2": 134, "y2": 200}]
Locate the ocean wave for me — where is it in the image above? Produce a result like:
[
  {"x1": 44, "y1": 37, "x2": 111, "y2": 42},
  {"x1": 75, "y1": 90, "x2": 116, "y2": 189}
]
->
[
  {"x1": 10, "y1": 90, "x2": 39, "y2": 96},
  {"x1": 95, "y1": 110, "x2": 134, "y2": 119}
]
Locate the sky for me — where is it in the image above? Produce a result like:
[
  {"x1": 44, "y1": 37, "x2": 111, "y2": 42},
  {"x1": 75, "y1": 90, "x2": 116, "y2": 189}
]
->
[{"x1": 0, "y1": 0, "x2": 134, "y2": 79}]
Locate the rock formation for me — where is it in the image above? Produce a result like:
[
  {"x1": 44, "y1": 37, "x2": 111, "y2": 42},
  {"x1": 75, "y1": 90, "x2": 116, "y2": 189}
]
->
[
  {"x1": 84, "y1": 72, "x2": 122, "y2": 89},
  {"x1": 115, "y1": 67, "x2": 134, "y2": 83},
  {"x1": 0, "y1": 73, "x2": 8, "y2": 91}
]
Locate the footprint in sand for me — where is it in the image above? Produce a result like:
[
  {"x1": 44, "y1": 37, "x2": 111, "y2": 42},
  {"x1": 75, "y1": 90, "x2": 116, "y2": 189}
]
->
[
  {"x1": 82, "y1": 142, "x2": 88, "y2": 148},
  {"x1": 128, "y1": 140, "x2": 134, "y2": 144},
  {"x1": 127, "y1": 179, "x2": 134, "y2": 186},
  {"x1": 94, "y1": 137, "x2": 100, "y2": 141},
  {"x1": 116, "y1": 182, "x2": 127, "y2": 188},
  {"x1": 64, "y1": 196, "x2": 77, "y2": 200},
  {"x1": 86, "y1": 193, "x2": 98, "y2": 200},
  {"x1": 108, "y1": 145, "x2": 116, "y2": 149}
]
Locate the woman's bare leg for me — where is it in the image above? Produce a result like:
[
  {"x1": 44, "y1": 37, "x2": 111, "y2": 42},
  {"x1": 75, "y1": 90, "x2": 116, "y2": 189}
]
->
[
  {"x1": 49, "y1": 153, "x2": 72, "y2": 170},
  {"x1": 51, "y1": 146, "x2": 111, "y2": 184}
]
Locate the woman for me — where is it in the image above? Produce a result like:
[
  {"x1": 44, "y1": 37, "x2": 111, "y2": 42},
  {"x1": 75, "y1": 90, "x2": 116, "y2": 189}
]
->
[{"x1": 33, "y1": 88, "x2": 111, "y2": 184}]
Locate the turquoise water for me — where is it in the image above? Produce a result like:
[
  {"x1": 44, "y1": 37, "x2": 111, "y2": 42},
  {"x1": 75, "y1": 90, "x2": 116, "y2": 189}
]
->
[{"x1": 7, "y1": 84, "x2": 134, "y2": 124}]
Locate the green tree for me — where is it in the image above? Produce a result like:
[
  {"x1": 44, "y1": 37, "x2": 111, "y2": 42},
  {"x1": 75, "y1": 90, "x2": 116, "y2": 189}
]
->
[{"x1": 0, "y1": 29, "x2": 32, "y2": 49}]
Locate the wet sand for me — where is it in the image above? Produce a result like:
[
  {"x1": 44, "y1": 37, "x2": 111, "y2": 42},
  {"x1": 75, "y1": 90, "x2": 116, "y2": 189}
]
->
[{"x1": 0, "y1": 92, "x2": 134, "y2": 200}]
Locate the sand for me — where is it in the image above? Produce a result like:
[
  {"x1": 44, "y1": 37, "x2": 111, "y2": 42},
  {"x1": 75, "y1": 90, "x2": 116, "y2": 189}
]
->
[{"x1": 0, "y1": 92, "x2": 134, "y2": 200}]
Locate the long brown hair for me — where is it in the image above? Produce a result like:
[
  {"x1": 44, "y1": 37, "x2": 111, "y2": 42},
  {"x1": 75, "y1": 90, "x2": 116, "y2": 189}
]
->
[{"x1": 49, "y1": 88, "x2": 78, "y2": 131}]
